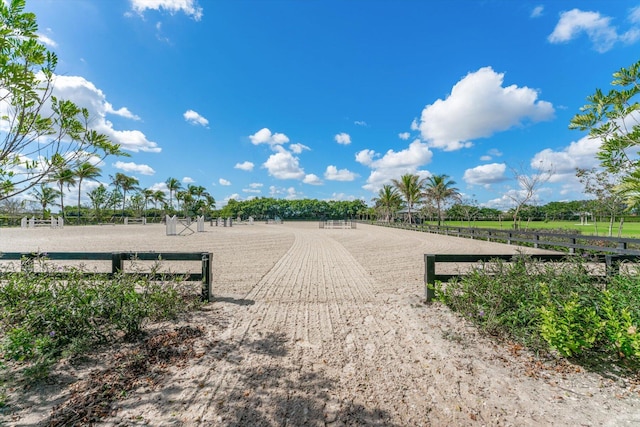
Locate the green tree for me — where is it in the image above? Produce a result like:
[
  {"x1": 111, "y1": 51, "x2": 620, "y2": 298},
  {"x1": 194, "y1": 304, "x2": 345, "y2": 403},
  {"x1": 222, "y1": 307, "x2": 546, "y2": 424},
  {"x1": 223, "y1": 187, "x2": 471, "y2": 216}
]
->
[
  {"x1": 392, "y1": 174, "x2": 425, "y2": 224},
  {"x1": 0, "y1": 0, "x2": 122, "y2": 200},
  {"x1": 141, "y1": 188, "x2": 154, "y2": 217},
  {"x1": 424, "y1": 174, "x2": 460, "y2": 226},
  {"x1": 87, "y1": 184, "x2": 109, "y2": 222},
  {"x1": 372, "y1": 184, "x2": 402, "y2": 222},
  {"x1": 50, "y1": 167, "x2": 75, "y2": 220},
  {"x1": 165, "y1": 177, "x2": 182, "y2": 211},
  {"x1": 30, "y1": 183, "x2": 59, "y2": 219},
  {"x1": 152, "y1": 190, "x2": 166, "y2": 218},
  {"x1": 570, "y1": 60, "x2": 640, "y2": 184},
  {"x1": 73, "y1": 162, "x2": 101, "y2": 223},
  {"x1": 113, "y1": 173, "x2": 139, "y2": 217}
]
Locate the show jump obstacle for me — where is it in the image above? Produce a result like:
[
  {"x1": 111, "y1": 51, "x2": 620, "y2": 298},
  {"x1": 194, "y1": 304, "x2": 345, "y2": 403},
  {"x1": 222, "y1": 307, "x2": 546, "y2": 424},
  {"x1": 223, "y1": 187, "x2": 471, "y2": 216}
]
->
[
  {"x1": 21, "y1": 216, "x2": 64, "y2": 229},
  {"x1": 165, "y1": 215, "x2": 205, "y2": 236}
]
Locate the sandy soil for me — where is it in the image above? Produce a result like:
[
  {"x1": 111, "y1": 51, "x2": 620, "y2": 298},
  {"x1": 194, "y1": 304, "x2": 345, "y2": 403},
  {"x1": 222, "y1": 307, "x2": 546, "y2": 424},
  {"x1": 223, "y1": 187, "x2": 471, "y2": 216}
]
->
[{"x1": 1, "y1": 221, "x2": 639, "y2": 426}]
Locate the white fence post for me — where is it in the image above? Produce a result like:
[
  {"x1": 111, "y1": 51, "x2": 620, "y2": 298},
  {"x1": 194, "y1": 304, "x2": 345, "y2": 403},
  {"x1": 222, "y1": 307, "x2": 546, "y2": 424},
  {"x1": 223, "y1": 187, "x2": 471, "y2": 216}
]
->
[
  {"x1": 197, "y1": 215, "x2": 204, "y2": 232},
  {"x1": 21, "y1": 217, "x2": 27, "y2": 228},
  {"x1": 166, "y1": 215, "x2": 177, "y2": 236}
]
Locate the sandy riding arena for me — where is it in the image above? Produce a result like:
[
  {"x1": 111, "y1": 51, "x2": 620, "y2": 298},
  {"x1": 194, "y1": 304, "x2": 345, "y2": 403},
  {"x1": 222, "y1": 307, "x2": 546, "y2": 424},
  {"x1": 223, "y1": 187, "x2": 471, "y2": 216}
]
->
[{"x1": 2, "y1": 221, "x2": 639, "y2": 426}]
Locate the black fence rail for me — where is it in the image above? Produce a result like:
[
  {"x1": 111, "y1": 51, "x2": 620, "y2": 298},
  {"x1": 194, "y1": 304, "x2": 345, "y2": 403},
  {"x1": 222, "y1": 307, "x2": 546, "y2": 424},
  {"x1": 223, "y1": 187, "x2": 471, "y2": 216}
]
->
[
  {"x1": 368, "y1": 222, "x2": 640, "y2": 255},
  {"x1": 424, "y1": 253, "x2": 640, "y2": 302},
  {"x1": 0, "y1": 251, "x2": 213, "y2": 302}
]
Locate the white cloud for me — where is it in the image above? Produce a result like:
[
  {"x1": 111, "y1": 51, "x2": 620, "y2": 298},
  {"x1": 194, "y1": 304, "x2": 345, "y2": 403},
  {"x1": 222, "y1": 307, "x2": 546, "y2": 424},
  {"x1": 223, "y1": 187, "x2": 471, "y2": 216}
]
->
[
  {"x1": 289, "y1": 143, "x2": 310, "y2": 154},
  {"x1": 113, "y1": 161, "x2": 155, "y2": 176},
  {"x1": 357, "y1": 140, "x2": 433, "y2": 192},
  {"x1": 531, "y1": 6, "x2": 544, "y2": 18},
  {"x1": 49, "y1": 74, "x2": 160, "y2": 153},
  {"x1": 269, "y1": 185, "x2": 301, "y2": 199},
  {"x1": 182, "y1": 176, "x2": 195, "y2": 183},
  {"x1": 130, "y1": 0, "x2": 203, "y2": 20},
  {"x1": 303, "y1": 174, "x2": 323, "y2": 185},
  {"x1": 335, "y1": 132, "x2": 351, "y2": 145},
  {"x1": 398, "y1": 132, "x2": 410, "y2": 140},
  {"x1": 219, "y1": 178, "x2": 231, "y2": 186},
  {"x1": 324, "y1": 165, "x2": 357, "y2": 181},
  {"x1": 249, "y1": 128, "x2": 290, "y2": 147},
  {"x1": 234, "y1": 161, "x2": 254, "y2": 171},
  {"x1": 416, "y1": 67, "x2": 554, "y2": 151},
  {"x1": 480, "y1": 148, "x2": 503, "y2": 161},
  {"x1": 37, "y1": 32, "x2": 57, "y2": 48},
  {"x1": 463, "y1": 163, "x2": 507, "y2": 187},
  {"x1": 183, "y1": 109, "x2": 209, "y2": 127},
  {"x1": 354, "y1": 120, "x2": 367, "y2": 126},
  {"x1": 530, "y1": 135, "x2": 601, "y2": 183},
  {"x1": 262, "y1": 147, "x2": 305, "y2": 180},
  {"x1": 355, "y1": 149, "x2": 376, "y2": 166},
  {"x1": 548, "y1": 8, "x2": 640, "y2": 52},
  {"x1": 480, "y1": 155, "x2": 492, "y2": 161},
  {"x1": 631, "y1": 6, "x2": 640, "y2": 24},
  {"x1": 242, "y1": 183, "x2": 263, "y2": 193}
]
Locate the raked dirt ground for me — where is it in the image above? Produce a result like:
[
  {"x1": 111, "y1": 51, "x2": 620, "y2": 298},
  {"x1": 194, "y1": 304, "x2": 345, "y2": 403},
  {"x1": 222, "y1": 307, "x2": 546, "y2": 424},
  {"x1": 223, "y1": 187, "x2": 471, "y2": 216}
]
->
[{"x1": 1, "y1": 221, "x2": 639, "y2": 426}]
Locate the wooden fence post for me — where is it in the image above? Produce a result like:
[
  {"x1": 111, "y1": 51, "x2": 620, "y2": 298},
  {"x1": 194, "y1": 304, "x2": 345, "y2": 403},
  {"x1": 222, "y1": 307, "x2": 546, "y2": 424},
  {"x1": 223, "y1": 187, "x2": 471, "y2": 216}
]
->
[
  {"x1": 111, "y1": 252, "x2": 125, "y2": 276},
  {"x1": 424, "y1": 254, "x2": 436, "y2": 302},
  {"x1": 201, "y1": 252, "x2": 212, "y2": 302}
]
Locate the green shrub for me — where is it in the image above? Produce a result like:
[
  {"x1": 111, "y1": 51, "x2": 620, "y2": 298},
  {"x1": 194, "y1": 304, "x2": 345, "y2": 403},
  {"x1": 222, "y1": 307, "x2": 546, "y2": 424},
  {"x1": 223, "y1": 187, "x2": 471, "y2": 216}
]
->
[{"x1": 0, "y1": 268, "x2": 192, "y2": 379}]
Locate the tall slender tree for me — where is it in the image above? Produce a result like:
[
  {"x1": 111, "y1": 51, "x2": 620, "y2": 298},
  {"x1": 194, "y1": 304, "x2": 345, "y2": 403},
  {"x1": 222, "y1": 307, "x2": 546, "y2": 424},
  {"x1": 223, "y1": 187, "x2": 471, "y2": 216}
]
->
[
  {"x1": 165, "y1": 177, "x2": 182, "y2": 211},
  {"x1": 392, "y1": 174, "x2": 426, "y2": 224},
  {"x1": 73, "y1": 162, "x2": 102, "y2": 222},
  {"x1": 142, "y1": 188, "x2": 154, "y2": 217},
  {"x1": 50, "y1": 168, "x2": 76, "y2": 219},
  {"x1": 114, "y1": 173, "x2": 139, "y2": 217},
  {"x1": 424, "y1": 174, "x2": 460, "y2": 226},
  {"x1": 153, "y1": 190, "x2": 167, "y2": 219}
]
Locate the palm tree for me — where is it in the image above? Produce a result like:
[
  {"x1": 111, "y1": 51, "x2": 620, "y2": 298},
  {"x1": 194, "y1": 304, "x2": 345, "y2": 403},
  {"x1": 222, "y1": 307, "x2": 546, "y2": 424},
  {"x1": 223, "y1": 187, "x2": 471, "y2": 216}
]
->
[
  {"x1": 114, "y1": 173, "x2": 139, "y2": 217},
  {"x1": 166, "y1": 177, "x2": 182, "y2": 211},
  {"x1": 30, "y1": 184, "x2": 60, "y2": 219},
  {"x1": 424, "y1": 174, "x2": 460, "y2": 226},
  {"x1": 153, "y1": 190, "x2": 167, "y2": 219},
  {"x1": 372, "y1": 184, "x2": 402, "y2": 222},
  {"x1": 51, "y1": 168, "x2": 76, "y2": 219},
  {"x1": 142, "y1": 188, "x2": 154, "y2": 217},
  {"x1": 392, "y1": 174, "x2": 426, "y2": 224},
  {"x1": 74, "y1": 162, "x2": 102, "y2": 223}
]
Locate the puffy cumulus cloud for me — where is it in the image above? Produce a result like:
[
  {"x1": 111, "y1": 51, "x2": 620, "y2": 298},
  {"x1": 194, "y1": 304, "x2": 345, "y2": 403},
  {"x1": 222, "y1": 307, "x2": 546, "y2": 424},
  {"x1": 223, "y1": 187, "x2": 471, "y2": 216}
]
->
[
  {"x1": 234, "y1": 161, "x2": 254, "y2": 171},
  {"x1": 357, "y1": 140, "x2": 433, "y2": 192},
  {"x1": 334, "y1": 132, "x2": 351, "y2": 145},
  {"x1": 249, "y1": 128, "x2": 290, "y2": 147},
  {"x1": 262, "y1": 147, "x2": 305, "y2": 180},
  {"x1": 548, "y1": 8, "x2": 640, "y2": 52},
  {"x1": 130, "y1": 0, "x2": 203, "y2": 21},
  {"x1": 289, "y1": 143, "x2": 310, "y2": 154},
  {"x1": 355, "y1": 149, "x2": 376, "y2": 166},
  {"x1": 269, "y1": 185, "x2": 301, "y2": 200},
  {"x1": 49, "y1": 74, "x2": 160, "y2": 153},
  {"x1": 149, "y1": 181, "x2": 169, "y2": 193},
  {"x1": 113, "y1": 161, "x2": 155, "y2": 176},
  {"x1": 329, "y1": 193, "x2": 360, "y2": 201},
  {"x1": 530, "y1": 135, "x2": 601, "y2": 183},
  {"x1": 183, "y1": 109, "x2": 209, "y2": 127},
  {"x1": 398, "y1": 132, "x2": 410, "y2": 140},
  {"x1": 484, "y1": 188, "x2": 545, "y2": 210},
  {"x1": 219, "y1": 178, "x2": 231, "y2": 186},
  {"x1": 182, "y1": 176, "x2": 195, "y2": 183},
  {"x1": 463, "y1": 163, "x2": 508, "y2": 187},
  {"x1": 416, "y1": 67, "x2": 554, "y2": 151},
  {"x1": 303, "y1": 174, "x2": 323, "y2": 185},
  {"x1": 324, "y1": 165, "x2": 357, "y2": 181}
]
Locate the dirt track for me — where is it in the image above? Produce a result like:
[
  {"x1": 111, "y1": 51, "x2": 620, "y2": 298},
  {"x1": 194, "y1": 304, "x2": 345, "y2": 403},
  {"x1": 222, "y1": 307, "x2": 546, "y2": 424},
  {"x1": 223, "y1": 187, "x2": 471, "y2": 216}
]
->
[{"x1": 2, "y1": 221, "x2": 639, "y2": 426}]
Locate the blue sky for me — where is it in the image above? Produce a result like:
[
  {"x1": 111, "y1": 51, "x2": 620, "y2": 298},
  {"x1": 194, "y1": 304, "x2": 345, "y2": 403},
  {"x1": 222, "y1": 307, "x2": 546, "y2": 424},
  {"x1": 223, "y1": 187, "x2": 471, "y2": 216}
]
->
[{"x1": 25, "y1": 0, "x2": 640, "y2": 209}]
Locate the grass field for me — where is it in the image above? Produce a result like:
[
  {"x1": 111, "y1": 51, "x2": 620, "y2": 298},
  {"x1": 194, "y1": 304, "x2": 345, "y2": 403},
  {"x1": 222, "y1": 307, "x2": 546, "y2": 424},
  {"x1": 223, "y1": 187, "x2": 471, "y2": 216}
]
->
[{"x1": 426, "y1": 219, "x2": 640, "y2": 238}]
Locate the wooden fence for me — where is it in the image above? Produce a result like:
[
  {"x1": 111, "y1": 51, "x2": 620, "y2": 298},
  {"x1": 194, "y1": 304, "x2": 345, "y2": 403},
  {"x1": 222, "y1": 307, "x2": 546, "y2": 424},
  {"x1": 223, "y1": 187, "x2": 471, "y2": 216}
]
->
[
  {"x1": 369, "y1": 222, "x2": 640, "y2": 255},
  {"x1": 0, "y1": 251, "x2": 213, "y2": 302},
  {"x1": 424, "y1": 253, "x2": 640, "y2": 302}
]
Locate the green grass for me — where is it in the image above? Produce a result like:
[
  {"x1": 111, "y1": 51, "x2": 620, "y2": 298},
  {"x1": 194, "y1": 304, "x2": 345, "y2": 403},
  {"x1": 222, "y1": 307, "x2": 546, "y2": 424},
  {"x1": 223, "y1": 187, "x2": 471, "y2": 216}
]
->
[{"x1": 426, "y1": 220, "x2": 640, "y2": 238}]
